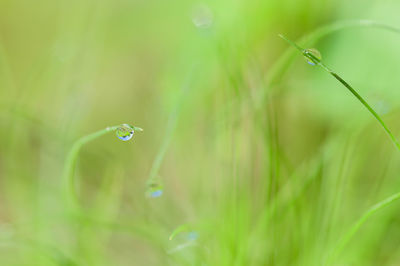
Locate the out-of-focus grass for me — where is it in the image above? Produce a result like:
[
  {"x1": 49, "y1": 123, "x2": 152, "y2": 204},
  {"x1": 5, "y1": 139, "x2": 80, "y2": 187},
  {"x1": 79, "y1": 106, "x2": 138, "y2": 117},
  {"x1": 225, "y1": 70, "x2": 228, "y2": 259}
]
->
[{"x1": 1, "y1": 0, "x2": 400, "y2": 265}]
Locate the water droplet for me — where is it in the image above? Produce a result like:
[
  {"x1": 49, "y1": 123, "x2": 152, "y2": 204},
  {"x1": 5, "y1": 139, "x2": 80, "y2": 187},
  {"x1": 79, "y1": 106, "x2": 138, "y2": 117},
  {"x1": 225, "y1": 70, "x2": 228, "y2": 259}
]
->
[
  {"x1": 146, "y1": 181, "x2": 163, "y2": 198},
  {"x1": 304, "y1": 48, "x2": 321, "y2": 66},
  {"x1": 375, "y1": 100, "x2": 390, "y2": 115},
  {"x1": 191, "y1": 4, "x2": 213, "y2": 29},
  {"x1": 167, "y1": 227, "x2": 200, "y2": 254},
  {"x1": 169, "y1": 224, "x2": 199, "y2": 241},
  {"x1": 187, "y1": 231, "x2": 199, "y2": 241},
  {"x1": 116, "y1": 124, "x2": 134, "y2": 141}
]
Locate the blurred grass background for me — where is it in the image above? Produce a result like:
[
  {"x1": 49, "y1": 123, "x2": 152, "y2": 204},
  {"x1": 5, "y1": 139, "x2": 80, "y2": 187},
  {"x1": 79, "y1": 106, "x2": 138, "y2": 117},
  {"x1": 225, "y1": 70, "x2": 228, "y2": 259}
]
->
[{"x1": 1, "y1": 0, "x2": 400, "y2": 265}]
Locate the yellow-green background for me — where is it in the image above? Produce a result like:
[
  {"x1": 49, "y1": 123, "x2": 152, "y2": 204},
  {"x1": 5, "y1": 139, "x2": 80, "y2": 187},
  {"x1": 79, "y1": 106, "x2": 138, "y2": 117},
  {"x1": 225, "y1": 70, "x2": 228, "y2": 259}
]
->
[{"x1": 1, "y1": 0, "x2": 400, "y2": 265}]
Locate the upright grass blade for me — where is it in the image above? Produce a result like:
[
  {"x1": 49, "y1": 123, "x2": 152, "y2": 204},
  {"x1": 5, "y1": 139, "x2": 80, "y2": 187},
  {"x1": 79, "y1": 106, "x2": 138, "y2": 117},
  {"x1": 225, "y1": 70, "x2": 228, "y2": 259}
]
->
[
  {"x1": 146, "y1": 65, "x2": 196, "y2": 186},
  {"x1": 279, "y1": 34, "x2": 400, "y2": 264}
]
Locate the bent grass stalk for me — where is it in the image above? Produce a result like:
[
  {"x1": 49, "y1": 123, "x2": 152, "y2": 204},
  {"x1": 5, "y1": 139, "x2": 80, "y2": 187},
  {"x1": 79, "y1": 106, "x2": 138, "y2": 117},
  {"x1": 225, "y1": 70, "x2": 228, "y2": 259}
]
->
[
  {"x1": 279, "y1": 34, "x2": 400, "y2": 264},
  {"x1": 63, "y1": 126, "x2": 119, "y2": 209},
  {"x1": 63, "y1": 125, "x2": 142, "y2": 210}
]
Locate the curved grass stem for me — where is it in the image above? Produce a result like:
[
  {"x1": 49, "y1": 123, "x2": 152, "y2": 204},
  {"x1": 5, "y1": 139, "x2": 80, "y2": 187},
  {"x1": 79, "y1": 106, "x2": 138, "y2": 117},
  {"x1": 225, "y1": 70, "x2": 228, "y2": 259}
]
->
[
  {"x1": 279, "y1": 34, "x2": 400, "y2": 264},
  {"x1": 63, "y1": 125, "x2": 125, "y2": 210}
]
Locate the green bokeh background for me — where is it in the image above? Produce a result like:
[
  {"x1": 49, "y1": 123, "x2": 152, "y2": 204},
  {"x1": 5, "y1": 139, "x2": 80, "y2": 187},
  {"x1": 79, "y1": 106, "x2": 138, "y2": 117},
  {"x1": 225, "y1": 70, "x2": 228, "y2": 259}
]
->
[{"x1": 1, "y1": 0, "x2": 400, "y2": 265}]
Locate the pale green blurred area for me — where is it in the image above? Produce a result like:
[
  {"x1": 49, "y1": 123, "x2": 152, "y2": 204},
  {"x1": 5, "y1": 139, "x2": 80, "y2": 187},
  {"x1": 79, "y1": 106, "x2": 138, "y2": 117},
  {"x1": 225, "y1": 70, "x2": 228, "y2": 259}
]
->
[{"x1": 1, "y1": 0, "x2": 400, "y2": 265}]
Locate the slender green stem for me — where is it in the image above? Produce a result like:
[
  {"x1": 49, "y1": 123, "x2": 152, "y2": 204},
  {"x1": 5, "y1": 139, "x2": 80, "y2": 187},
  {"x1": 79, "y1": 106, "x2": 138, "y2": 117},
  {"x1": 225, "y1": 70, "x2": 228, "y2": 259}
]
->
[
  {"x1": 279, "y1": 34, "x2": 400, "y2": 151},
  {"x1": 146, "y1": 65, "x2": 196, "y2": 185},
  {"x1": 279, "y1": 34, "x2": 400, "y2": 264},
  {"x1": 63, "y1": 125, "x2": 123, "y2": 209},
  {"x1": 255, "y1": 21, "x2": 400, "y2": 108},
  {"x1": 267, "y1": 21, "x2": 400, "y2": 89}
]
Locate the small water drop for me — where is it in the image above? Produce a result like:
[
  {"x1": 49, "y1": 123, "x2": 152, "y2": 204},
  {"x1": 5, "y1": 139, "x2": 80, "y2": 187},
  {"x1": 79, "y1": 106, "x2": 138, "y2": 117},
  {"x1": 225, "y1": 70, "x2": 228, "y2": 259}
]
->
[
  {"x1": 191, "y1": 4, "x2": 213, "y2": 29},
  {"x1": 167, "y1": 227, "x2": 200, "y2": 254},
  {"x1": 169, "y1": 225, "x2": 199, "y2": 241},
  {"x1": 375, "y1": 100, "x2": 390, "y2": 115},
  {"x1": 146, "y1": 181, "x2": 163, "y2": 198},
  {"x1": 187, "y1": 231, "x2": 199, "y2": 241},
  {"x1": 304, "y1": 48, "x2": 321, "y2": 66},
  {"x1": 116, "y1": 124, "x2": 134, "y2": 141}
]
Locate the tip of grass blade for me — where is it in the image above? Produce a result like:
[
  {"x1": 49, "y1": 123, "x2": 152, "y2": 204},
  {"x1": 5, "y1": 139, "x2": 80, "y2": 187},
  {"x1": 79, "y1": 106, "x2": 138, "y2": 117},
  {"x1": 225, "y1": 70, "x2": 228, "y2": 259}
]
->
[
  {"x1": 278, "y1": 34, "x2": 304, "y2": 52},
  {"x1": 278, "y1": 33, "x2": 289, "y2": 43}
]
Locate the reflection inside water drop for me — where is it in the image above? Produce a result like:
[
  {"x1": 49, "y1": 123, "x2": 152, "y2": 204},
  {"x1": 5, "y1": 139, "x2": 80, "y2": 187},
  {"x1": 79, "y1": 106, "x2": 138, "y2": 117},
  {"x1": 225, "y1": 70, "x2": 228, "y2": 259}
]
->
[
  {"x1": 116, "y1": 124, "x2": 134, "y2": 141},
  {"x1": 304, "y1": 48, "x2": 321, "y2": 66}
]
